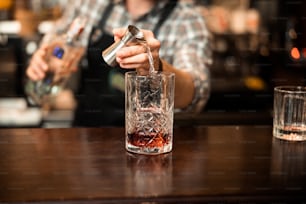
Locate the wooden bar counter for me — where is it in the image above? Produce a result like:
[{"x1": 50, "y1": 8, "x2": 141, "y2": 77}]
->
[{"x1": 0, "y1": 126, "x2": 305, "y2": 203}]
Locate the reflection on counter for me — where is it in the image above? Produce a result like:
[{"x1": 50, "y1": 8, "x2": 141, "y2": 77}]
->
[
  {"x1": 270, "y1": 138, "x2": 306, "y2": 187},
  {"x1": 125, "y1": 152, "x2": 173, "y2": 196}
]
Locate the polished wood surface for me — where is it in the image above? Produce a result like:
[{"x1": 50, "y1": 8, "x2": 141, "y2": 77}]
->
[{"x1": 0, "y1": 126, "x2": 305, "y2": 203}]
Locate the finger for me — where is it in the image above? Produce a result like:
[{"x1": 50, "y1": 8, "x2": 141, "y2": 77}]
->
[
  {"x1": 116, "y1": 45, "x2": 147, "y2": 58},
  {"x1": 113, "y1": 27, "x2": 127, "y2": 41},
  {"x1": 119, "y1": 61, "x2": 149, "y2": 69},
  {"x1": 26, "y1": 66, "x2": 43, "y2": 81},
  {"x1": 118, "y1": 52, "x2": 148, "y2": 65},
  {"x1": 140, "y1": 29, "x2": 161, "y2": 48},
  {"x1": 28, "y1": 46, "x2": 50, "y2": 77},
  {"x1": 145, "y1": 38, "x2": 160, "y2": 51},
  {"x1": 27, "y1": 55, "x2": 48, "y2": 80},
  {"x1": 117, "y1": 53, "x2": 149, "y2": 68},
  {"x1": 30, "y1": 56, "x2": 48, "y2": 75},
  {"x1": 32, "y1": 50, "x2": 48, "y2": 71},
  {"x1": 141, "y1": 29, "x2": 154, "y2": 38},
  {"x1": 71, "y1": 67, "x2": 78, "y2": 72},
  {"x1": 40, "y1": 44, "x2": 49, "y2": 50},
  {"x1": 65, "y1": 49, "x2": 83, "y2": 72},
  {"x1": 28, "y1": 64, "x2": 46, "y2": 79},
  {"x1": 117, "y1": 48, "x2": 160, "y2": 71}
]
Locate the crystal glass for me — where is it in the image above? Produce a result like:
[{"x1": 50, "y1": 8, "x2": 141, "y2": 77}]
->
[
  {"x1": 125, "y1": 71, "x2": 175, "y2": 154},
  {"x1": 273, "y1": 86, "x2": 306, "y2": 141}
]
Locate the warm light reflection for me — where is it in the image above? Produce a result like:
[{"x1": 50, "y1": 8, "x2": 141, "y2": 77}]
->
[
  {"x1": 302, "y1": 48, "x2": 306, "y2": 58},
  {"x1": 290, "y1": 47, "x2": 300, "y2": 60}
]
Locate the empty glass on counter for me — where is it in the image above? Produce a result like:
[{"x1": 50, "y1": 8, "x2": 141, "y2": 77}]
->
[
  {"x1": 25, "y1": 16, "x2": 86, "y2": 108},
  {"x1": 125, "y1": 71, "x2": 175, "y2": 155},
  {"x1": 273, "y1": 86, "x2": 306, "y2": 141}
]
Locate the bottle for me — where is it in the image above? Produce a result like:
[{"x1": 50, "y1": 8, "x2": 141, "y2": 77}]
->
[{"x1": 25, "y1": 16, "x2": 86, "y2": 107}]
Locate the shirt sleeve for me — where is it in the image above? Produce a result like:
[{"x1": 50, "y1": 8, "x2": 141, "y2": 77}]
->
[{"x1": 172, "y1": 4, "x2": 212, "y2": 113}]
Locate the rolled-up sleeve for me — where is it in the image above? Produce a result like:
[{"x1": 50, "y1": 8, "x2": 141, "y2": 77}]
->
[{"x1": 171, "y1": 7, "x2": 212, "y2": 113}]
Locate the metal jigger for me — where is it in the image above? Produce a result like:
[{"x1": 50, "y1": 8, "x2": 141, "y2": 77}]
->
[{"x1": 102, "y1": 25, "x2": 144, "y2": 67}]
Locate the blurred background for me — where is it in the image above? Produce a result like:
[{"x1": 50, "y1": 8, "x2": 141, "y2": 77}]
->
[{"x1": 0, "y1": 0, "x2": 305, "y2": 127}]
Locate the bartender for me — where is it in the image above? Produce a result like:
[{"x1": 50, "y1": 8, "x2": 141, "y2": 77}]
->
[{"x1": 25, "y1": 0, "x2": 212, "y2": 127}]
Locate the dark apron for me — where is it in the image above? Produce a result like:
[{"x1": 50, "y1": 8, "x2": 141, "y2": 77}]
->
[{"x1": 73, "y1": 1, "x2": 177, "y2": 127}]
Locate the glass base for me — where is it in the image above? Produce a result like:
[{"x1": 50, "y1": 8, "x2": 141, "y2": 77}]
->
[
  {"x1": 273, "y1": 126, "x2": 306, "y2": 141},
  {"x1": 126, "y1": 143, "x2": 172, "y2": 155}
]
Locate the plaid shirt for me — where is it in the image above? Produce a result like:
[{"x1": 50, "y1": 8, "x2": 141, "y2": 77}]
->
[{"x1": 52, "y1": 0, "x2": 212, "y2": 112}]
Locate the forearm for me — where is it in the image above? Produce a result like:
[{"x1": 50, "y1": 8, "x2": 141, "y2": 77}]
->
[{"x1": 160, "y1": 59, "x2": 195, "y2": 109}]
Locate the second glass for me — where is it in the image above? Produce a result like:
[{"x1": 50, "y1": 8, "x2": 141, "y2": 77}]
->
[
  {"x1": 125, "y1": 71, "x2": 175, "y2": 155},
  {"x1": 273, "y1": 86, "x2": 306, "y2": 141}
]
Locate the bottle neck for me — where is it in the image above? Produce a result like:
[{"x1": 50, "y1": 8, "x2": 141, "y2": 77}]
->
[
  {"x1": 65, "y1": 17, "x2": 86, "y2": 44},
  {"x1": 65, "y1": 33, "x2": 75, "y2": 44}
]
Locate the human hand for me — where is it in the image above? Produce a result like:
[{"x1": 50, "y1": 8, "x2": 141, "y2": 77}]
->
[
  {"x1": 26, "y1": 42, "x2": 82, "y2": 81},
  {"x1": 26, "y1": 44, "x2": 49, "y2": 81},
  {"x1": 113, "y1": 27, "x2": 161, "y2": 75}
]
